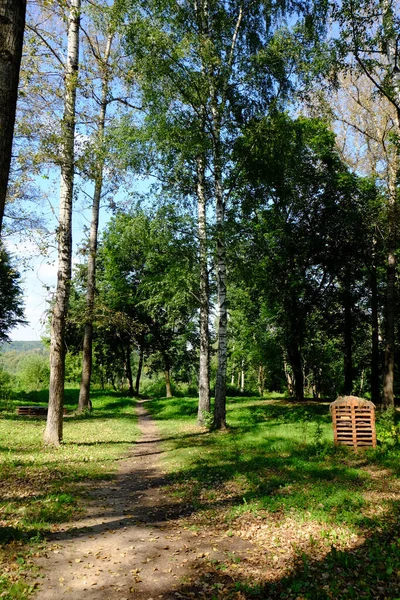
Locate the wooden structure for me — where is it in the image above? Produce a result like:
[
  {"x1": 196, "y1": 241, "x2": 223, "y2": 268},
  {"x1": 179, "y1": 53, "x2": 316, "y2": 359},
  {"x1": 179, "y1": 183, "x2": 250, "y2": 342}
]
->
[
  {"x1": 17, "y1": 406, "x2": 66, "y2": 416},
  {"x1": 330, "y1": 396, "x2": 376, "y2": 450}
]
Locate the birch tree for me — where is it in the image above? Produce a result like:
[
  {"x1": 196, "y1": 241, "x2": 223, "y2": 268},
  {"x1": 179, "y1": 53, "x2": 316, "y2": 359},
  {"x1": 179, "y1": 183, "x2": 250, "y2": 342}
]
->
[
  {"x1": 44, "y1": 0, "x2": 81, "y2": 445},
  {"x1": 77, "y1": 30, "x2": 113, "y2": 412},
  {"x1": 124, "y1": 0, "x2": 320, "y2": 427},
  {"x1": 77, "y1": 0, "x2": 130, "y2": 412}
]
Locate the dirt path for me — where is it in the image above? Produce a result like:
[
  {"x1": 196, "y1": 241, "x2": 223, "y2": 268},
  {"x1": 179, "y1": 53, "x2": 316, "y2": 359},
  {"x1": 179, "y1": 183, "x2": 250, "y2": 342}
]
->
[{"x1": 32, "y1": 400, "x2": 250, "y2": 599}]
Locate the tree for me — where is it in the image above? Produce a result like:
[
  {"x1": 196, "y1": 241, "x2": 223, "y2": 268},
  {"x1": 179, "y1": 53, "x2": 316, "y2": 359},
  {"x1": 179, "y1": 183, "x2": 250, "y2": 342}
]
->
[
  {"x1": 0, "y1": 245, "x2": 25, "y2": 341},
  {"x1": 328, "y1": 72, "x2": 395, "y2": 403},
  {"x1": 0, "y1": 0, "x2": 26, "y2": 235},
  {"x1": 232, "y1": 114, "x2": 380, "y2": 400},
  {"x1": 44, "y1": 0, "x2": 81, "y2": 446},
  {"x1": 78, "y1": 0, "x2": 129, "y2": 412},
  {"x1": 77, "y1": 207, "x2": 198, "y2": 398},
  {"x1": 332, "y1": 0, "x2": 400, "y2": 406},
  {"x1": 123, "y1": 0, "x2": 324, "y2": 426}
]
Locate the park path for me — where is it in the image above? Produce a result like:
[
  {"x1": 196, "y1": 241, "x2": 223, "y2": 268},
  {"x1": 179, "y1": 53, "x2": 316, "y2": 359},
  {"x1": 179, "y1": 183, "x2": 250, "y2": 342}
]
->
[{"x1": 32, "y1": 399, "x2": 250, "y2": 600}]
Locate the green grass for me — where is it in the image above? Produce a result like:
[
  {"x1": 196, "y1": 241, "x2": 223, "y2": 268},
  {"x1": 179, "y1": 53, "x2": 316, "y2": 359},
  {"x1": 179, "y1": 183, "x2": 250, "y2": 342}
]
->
[
  {"x1": 146, "y1": 395, "x2": 365, "y2": 525},
  {"x1": 0, "y1": 387, "x2": 139, "y2": 599},
  {"x1": 147, "y1": 394, "x2": 400, "y2": 599}
]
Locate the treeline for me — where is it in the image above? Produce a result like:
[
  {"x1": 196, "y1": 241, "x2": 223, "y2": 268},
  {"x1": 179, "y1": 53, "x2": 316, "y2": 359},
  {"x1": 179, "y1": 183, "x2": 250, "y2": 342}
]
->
[
  {"x1": 66, "y1": 116, "x2": 383, "y2": 405},
  {"x1": 1, "y1": 0, "x2": 400, "y2": 443}
]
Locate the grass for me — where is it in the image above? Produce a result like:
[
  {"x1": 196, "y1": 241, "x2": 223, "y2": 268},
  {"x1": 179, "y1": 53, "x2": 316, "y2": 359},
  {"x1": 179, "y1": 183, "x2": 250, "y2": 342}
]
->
[
  {"x1": 0, "y1": 387, "x2": 139, "y2": 599},
  {"x1": 2, "y1": 388, "x2": 400, "y2": 598},
  {"x1": 146, "y1": 393, "x2": 400, "y2": 599}
]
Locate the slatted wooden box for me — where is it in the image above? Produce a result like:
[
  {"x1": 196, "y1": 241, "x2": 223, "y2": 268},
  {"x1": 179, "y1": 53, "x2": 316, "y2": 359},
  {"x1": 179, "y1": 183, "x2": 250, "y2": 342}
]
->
[{"x1": 330, "y1": 396, "x2": 376, "y2": 450}]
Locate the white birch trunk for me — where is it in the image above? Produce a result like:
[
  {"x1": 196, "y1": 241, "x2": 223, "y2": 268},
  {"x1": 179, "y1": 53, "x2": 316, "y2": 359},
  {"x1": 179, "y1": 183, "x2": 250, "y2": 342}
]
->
[
  {"x1": 44, "y1": 0, "x2": 80, "y2": 445},
  {"x1": 212, "y1": 113, "x2": 228, "y2": 429},
  {"x1": 196, "y1": 153, "x2": 211, "y2": 425},
  {"x1": 78, "y1": 33, "x2": 113, "y2": 413}
]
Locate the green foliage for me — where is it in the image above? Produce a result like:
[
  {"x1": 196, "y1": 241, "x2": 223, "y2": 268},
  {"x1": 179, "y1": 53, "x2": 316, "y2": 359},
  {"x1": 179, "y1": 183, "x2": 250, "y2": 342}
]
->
[
  {"x1": 228, "y1": 113, "x2": 382, "y2": 399},
  {"x1": 0, "y1": 247, "x2": 25, "y2": 342},
  {"x1": 0, "y1": 365, "x2": 15, "y2": 410},
  {"x1": 0, "y1": 341, "x2": 44, "y2": 354},
  {"x1": 70, "y1": 205, "x2": 200, "y2": 391},
  {"x1": 16, "y1": 354, "x2": 50, "y2": 392},
  {"x1": 64, "y1": 352, "x2": 83, "y2": 384},
  {"x1": 376, "y1": 408, "x2": 400, "y2": 446}
]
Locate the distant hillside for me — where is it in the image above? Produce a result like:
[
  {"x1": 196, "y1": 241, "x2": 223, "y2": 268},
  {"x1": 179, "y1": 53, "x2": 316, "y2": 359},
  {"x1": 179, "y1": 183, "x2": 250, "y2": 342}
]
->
[{"x1": 1, "y1": 341, "x2": 46, "y2": 354}]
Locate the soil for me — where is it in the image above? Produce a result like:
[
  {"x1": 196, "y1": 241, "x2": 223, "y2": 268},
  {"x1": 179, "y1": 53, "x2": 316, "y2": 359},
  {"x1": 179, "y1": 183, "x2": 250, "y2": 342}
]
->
[{"x1": 32, "y1": 399, "x2": 252, "y2": 599}]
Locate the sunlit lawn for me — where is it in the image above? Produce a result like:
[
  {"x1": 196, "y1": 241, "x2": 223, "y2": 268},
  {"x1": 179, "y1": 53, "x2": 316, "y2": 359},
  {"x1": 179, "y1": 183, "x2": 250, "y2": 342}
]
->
[
  {"x1": 0, "y1": 387, "x2": 138, "y2": 599},
  {"x1": 147, "y1": 394, "x2": 400, "y2": 599}
]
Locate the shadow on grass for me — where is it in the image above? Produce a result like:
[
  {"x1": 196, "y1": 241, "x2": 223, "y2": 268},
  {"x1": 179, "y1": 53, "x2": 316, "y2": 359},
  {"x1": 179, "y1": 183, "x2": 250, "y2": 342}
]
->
[
  {"x1": 145, "y1": 396, "x2": 400, "y2": 531},
  {"x1": 2, "y1": 394, "x2": 399, "y2": 599},
  {"x1": 171, "y1": 506, "x2": 400, "y2": 599}
]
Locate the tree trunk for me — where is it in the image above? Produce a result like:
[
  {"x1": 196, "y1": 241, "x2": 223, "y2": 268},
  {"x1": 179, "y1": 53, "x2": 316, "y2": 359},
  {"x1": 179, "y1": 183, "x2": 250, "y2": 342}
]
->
[
  {"x1": 196, "y1": 153, "x2": 211, "y2": 425},
  {"x1": 287, "y1": 342, "x2": 304, "y2": 401},
  {"x1": 212, "y1": 113, "x2": 228, "y2": 430},
  {"x1": 44, "y1": 0, "x2": 80, "y2": 446},
  {"x1": 359, "y1": 368, "x2": 365, "y2": 395},
  {"x1": 258, "y1": 364, "x2": 264, "y2": 397},
  {"x1": 382, "y1": 163, "x2": 397, "y2": 408},
  {"x1": 0, "y1": 0, "x2": 26, "y2": 234},
  {"x1": 283, "y1": 358, "x2": 295, "y2": 397},
  {"x1": 343, "y1": 275, "x2": 353, "y2": 396},
  {"x1": 135, "y1": 343, "x2": 144, "y2": 396},
  {"x1": 165, "y1": 365, "x2": 172, "y2": 398},
  {"x1": 78, "y1": 33, "x2": 113, "y2": 413},
  {"x1": 240, "y1": 360, "x2": 245, "y2": 393},
  {"x1": 370, "y1": 236, "x2": 380, "y2": 404},
  {"x1": 125, "y1": 340, "x2": 134, "y2": 396},
  {"x1": 382, "y1": 8, "x2": 400, "y2": 408}
]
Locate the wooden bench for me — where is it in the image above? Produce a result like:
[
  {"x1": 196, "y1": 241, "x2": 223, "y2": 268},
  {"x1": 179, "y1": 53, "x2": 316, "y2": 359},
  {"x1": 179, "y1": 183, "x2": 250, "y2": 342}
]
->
[{"x1": 17, "y1": 406, "x2": 67, "y2": 416}]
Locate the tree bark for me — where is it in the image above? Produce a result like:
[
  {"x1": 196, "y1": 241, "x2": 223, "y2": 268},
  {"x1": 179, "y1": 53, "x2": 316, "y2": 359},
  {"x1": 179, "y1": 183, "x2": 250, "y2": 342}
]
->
[
  {"x1": 283, "y1": 358, "x2": 295, "y2": 397},
  {"x1": 370, "y1": 236, "x2": 380, "y2": 405},
  {"x1": 212, "y1": 113, "x2": 228, "y2": 429},
  {"x1": 196, "y1": 153, "x2": 210, "y2": 425},
  {"x1": 382, "y1": 163, "x2": 397, "y2": 408},
  {"x1": 165, "y1": 365, "x2": 173, "y2": 398},
  {"x1": 78, "y1": 33, "x2": 113, "y2": 413},
  {"x1": 258, "y1": 364, "x2": 264, "y2": 397},
  {"x1": 343, "y1": 275, "x2": 353, "y2": 395},
  {"x1": 0, "y1": 0, "x2": 26, "y2": 234},
  {"x1": 44, "y1": 0, "x2": 80, "y2": 446},
  {"x1": 382, "y1": 4, "x2": 400, "y2": 409},
  {"x1": 240, "y1": 360, "x2": 245, "y2": 393},
  {"x1": 135, "y1": 342, "x2": 144, "y2": 396},
  {"x1": 287, "y1": 341, "x2": 304, "y2": 401},
  {"x1": 125, "y1": 340, "x2": 134, "y2": 396}
]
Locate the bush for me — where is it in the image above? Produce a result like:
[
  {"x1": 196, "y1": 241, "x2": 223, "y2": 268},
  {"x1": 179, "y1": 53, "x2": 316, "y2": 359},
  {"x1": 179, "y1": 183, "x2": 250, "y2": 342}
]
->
[
  {"x1": 0, "y1": 364, "x2": 15, "y2": 409},
  {"x1": 17, "y1": 354, "x2": 50, "y2": 392}
]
